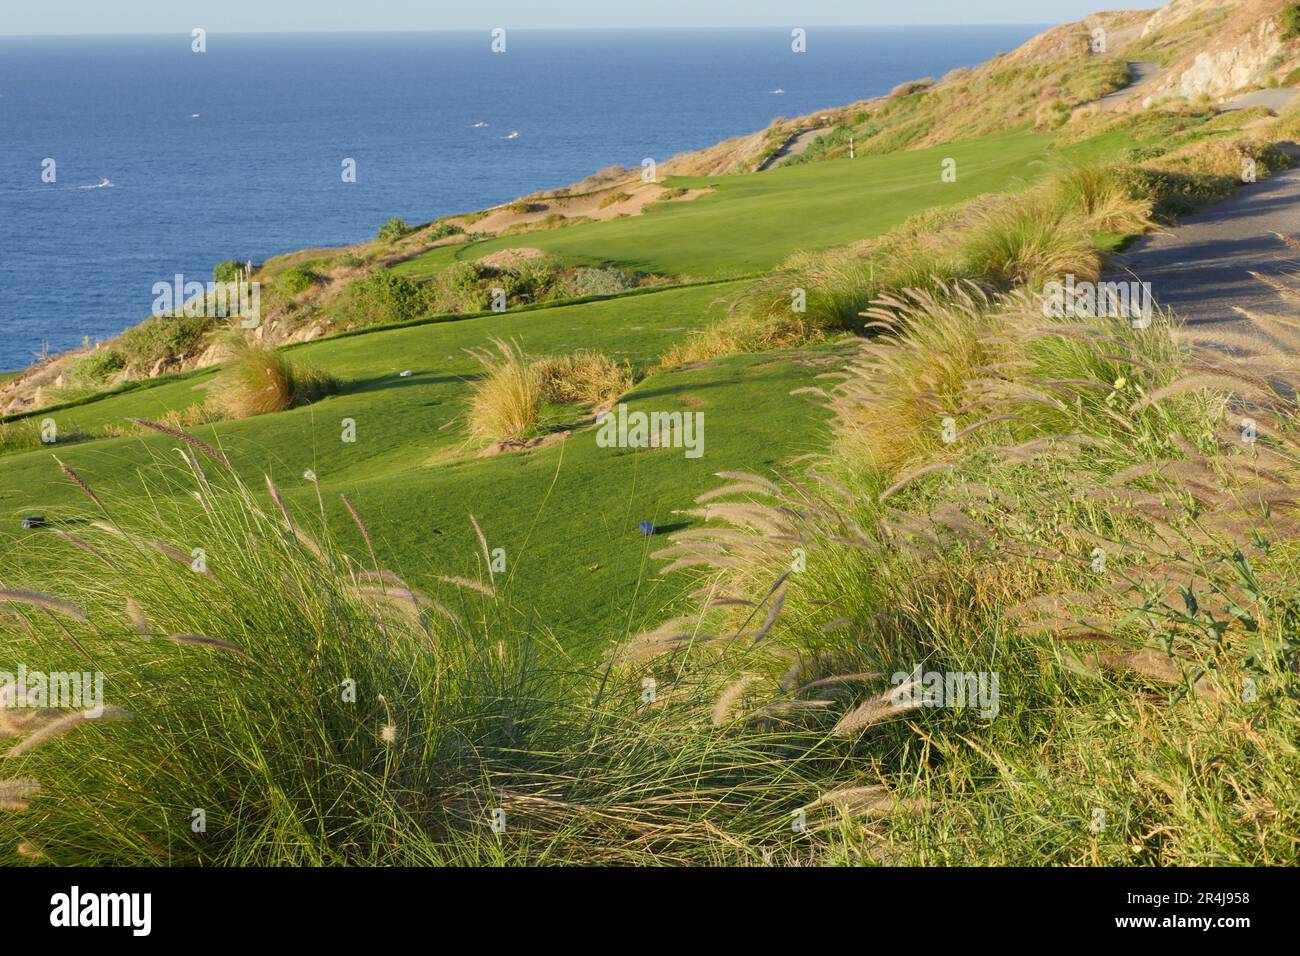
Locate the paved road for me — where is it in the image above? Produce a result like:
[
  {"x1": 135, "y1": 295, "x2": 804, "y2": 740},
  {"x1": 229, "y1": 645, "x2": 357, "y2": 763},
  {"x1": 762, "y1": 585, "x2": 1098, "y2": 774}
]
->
[
  {"x1": 1095, "y1": 61, "x2": 1161, "y2": 107},
  {"x1": 1106, "y1": 145, "x2": 1300, "y2": 326},
  {"x1": 1219, "y1": 87, "x2": 1300, "y2": 113}
]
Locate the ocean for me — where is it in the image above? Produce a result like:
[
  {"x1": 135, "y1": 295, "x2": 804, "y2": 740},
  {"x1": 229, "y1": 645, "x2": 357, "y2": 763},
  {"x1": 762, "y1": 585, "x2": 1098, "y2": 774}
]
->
[{"x1": 0, "y1": 26, "x2": 1043, "y2": 371}]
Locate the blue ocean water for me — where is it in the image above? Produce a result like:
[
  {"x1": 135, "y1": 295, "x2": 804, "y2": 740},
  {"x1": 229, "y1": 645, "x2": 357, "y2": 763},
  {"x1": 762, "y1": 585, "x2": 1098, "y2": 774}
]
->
[{"x1": 0, "y1": 27, "x2": 1043, "y2": 371}]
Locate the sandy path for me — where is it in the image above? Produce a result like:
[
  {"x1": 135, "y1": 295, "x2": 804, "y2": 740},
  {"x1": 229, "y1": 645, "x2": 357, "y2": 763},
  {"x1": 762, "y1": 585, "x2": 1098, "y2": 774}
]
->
[{"x1": 757, "y1": 127, "x2": 832, "y2": 171}]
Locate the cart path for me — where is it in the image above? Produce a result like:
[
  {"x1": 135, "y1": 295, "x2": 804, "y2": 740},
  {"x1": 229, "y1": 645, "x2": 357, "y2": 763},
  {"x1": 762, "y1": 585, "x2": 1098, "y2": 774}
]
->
[{"x1": 1106, "y1": 144, "x2": 1300, "y2": 327}]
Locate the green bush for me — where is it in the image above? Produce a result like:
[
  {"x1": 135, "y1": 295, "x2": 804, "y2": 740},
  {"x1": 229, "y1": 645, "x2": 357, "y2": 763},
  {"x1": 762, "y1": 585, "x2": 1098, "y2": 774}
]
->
[
  {"x1": 1282, "y1": 4, "x2": 1300, "y2": 40},
  {"x1": 213, "y1": 260, "x2": 244, "y2": 283},
  {"x1": 428, "y1": 222, "x2": 465, "y2": 240},
  {"x1": 280, "y1": 267, "x2": 321, "y2": 296},
  {"x1": 378, "y1": 217, "x2": 411, "y2": 242},
  {"x1": 563, "y1": 267, "x2": 635, "y2": 298},
  {"x1": 69, "y1": 347, "x2": 126, "y2": 385},
  {"x1": 117, "y1": 312, "x2": 219, "y2": 369},
  {"x1": 784, "y1": 125, "x2": 855, "y2": 166},
  {"x1": 501, "y1": 258, "x2": 563, "y2": 303},
  {"x1": 338, "y1": 270, "x2": 432, "y2": 326},
  {"x1": 427, "y1": 261, "x2": 487, "y2": 313}
]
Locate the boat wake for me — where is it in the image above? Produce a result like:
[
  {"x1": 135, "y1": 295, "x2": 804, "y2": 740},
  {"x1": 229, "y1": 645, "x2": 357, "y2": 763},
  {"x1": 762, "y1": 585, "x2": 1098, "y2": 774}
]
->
[{"x1": 78, "y1": 177, "x2": 114, "y2": 189}]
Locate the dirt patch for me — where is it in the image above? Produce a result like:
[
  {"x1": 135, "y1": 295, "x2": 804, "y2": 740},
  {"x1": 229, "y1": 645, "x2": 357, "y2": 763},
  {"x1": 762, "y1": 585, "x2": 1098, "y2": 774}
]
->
[
  {"x1": 470, "y1": 181, "x2": 710, "y2": 235},
  {"x1": 477, "y1": 430, "x2": 571, "y2": 457},
  {"x1": 476, "y1": 247, "x2": 551, "y2": 269}
]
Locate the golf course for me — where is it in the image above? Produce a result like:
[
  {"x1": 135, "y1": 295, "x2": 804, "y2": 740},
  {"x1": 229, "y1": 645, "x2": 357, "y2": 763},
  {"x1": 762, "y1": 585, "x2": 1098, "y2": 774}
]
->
[{"x1": 3, "y1": 0, "x2": 1300, "y2": 869}]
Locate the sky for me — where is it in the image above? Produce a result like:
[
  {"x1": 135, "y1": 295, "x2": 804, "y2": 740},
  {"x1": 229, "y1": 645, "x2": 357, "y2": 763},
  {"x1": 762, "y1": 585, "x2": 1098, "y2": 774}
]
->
[{"x1": 2, "y1": 1, "x2": 1169, "y2": 35}]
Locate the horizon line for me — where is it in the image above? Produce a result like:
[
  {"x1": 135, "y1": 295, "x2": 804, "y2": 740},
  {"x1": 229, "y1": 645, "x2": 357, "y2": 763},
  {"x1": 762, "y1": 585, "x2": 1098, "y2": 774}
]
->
[{"x1": 0, "y1": 22, "x2": 1054, "y2": 38}]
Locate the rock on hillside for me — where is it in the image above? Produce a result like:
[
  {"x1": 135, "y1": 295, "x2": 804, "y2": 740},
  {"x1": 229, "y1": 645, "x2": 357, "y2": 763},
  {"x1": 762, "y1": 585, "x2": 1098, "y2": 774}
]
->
[{"x1": 1140, "y1": 0, "x2": 1300, "y2": 101}]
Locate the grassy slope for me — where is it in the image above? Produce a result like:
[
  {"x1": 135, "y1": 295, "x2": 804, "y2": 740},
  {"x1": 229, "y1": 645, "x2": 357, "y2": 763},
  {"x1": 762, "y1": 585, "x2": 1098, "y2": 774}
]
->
[
  {"x1": 2, "y1": 126, "x2": 1139, "y2": 655},
  {"x1": 0, "y1": 282, "x2": 834, "y2": 648},
  {"x1": 395, "y1": 130, "x2": 1062, "y2": 279}
]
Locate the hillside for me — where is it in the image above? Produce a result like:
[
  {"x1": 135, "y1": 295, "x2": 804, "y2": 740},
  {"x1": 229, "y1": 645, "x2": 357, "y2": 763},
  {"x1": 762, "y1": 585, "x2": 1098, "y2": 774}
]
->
[{"x1": 8, "y1": 0, "x2": 1300, "y2": 419}]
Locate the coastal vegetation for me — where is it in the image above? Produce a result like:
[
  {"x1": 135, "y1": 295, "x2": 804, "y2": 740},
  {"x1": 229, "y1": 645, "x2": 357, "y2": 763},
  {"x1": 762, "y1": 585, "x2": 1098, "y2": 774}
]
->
[{"x1": 4, "y1": 0, "x2": 1300, "y2": 865}]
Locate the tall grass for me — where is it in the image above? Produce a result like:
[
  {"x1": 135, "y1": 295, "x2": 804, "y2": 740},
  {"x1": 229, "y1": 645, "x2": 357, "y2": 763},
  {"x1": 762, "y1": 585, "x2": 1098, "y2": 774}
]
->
[
  {"x1": 468, "y1": 341, "x2": 635, "y2": 441},
  {"x1": 466, "y1": 338, "x2": 543, "y2": 442},
  {"x1": 0, "y1": 443, "x2": 876, "y2": 865},
  {"x1": 957, "y1": 198, "x2": 1100, "y2": 291},
  {"x1": 532, "y1": 351, "x2": 633, "y2": 406},
  {"x1": 655, "y1": 275, "x2": 1300, "y2": 864},
  {"x1": 1045, "y1": 162, "x2": 1153, "y2": 235},
  {"x1": 207, "y1": 339, "x2": 338, "y2": 420}
]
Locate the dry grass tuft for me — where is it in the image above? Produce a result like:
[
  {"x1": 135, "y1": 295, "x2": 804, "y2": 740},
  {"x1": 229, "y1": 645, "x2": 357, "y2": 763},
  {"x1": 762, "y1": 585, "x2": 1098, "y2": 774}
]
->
[
  {"x1": 532, "y1": 351, "x2": 633, "y2": 406},
  {"x1": 208, "y1": 340, "x2": 338, "y2": 420},
  {"x1": 466, "y1": 338, "x2": 542, "y2": 442}
]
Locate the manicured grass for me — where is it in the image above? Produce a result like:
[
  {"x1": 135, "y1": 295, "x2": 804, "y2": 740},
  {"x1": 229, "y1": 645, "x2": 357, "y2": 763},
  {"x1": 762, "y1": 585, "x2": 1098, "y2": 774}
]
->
[
  {"x1": 396, "y1": 129, "x2": 1063, "y2": 279},
  {"x1": 0, "y1": 281, "x2": 833, "y2": 649}
]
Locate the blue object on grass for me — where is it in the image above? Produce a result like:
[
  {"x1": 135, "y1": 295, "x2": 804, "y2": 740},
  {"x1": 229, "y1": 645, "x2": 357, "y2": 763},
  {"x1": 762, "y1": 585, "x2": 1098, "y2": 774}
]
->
[
  {"x1": 638, "y1": 520, "x2": 656, "y2": 536},
  {"x1": 22, "y1": 515, "x2": 46, "y2": 530}
]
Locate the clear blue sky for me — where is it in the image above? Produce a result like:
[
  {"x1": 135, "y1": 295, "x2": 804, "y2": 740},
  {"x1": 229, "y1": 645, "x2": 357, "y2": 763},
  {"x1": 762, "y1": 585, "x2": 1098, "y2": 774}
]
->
[{"x1": 2, "y1": 1, "x2": 1168, "y2": 35}]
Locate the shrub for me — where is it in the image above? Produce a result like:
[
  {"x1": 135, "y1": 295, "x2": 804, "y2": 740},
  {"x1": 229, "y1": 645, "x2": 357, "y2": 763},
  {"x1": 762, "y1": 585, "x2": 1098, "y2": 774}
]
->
[
  {"x1": 507, "y1": 201, "x2": 546, "y2": 215},
  {"x1": 68, "y1": 347, "x2": 126, "y2": 386},
  {"x1": 784, "y1": 124, "x2": 855, "y2": 166},
  {"x1": 338, "y1": 271, "x2": 432, "y2": 326},
  {"x1": 532, "y1": 351, "x2": 633, "y2": 406},
  {"x1": 427, "y1": 261, "x2": 487, "y2": 313},
  {"x1": 466, "y1": 338, "x2": 540, "y2": 442},
  {"x1": 598, "y1": 192, "x2": 631, "y2": 209},
  {"x1": 117, "y1": 312, "x2": 219, "y2": 369},
  {"x1": 208, "y1": 340, "x2": 338, "y2": 419},
  {"x1": 428, "y1": 222, "x2": 464, "y2": 241},
  {"x1": 562, "y1": 267, "x2": 636, "y2": 298},
  {"x1": 213, "y1": 260, "x2": 244, "y2": 283},
  {"x1": 1282, "y1": 4, "x2": 1300, "y2": 40},
  {"x1": 501, "y1": 257, "x2": 564, "y2": 303},
  {"x1": 378, "y1": 217, "x2": 411, "y2": 242},
  {"x1": 280, "y1": 267, "x2": 321, "y2": 296}
]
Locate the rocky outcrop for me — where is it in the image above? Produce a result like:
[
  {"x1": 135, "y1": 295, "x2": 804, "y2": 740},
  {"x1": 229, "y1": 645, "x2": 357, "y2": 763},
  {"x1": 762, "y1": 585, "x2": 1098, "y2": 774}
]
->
[
  {"x1": 1141, "y1": 0, "x2": 1298, "y2": 103},
  {"x1": 1175, "y1": 18, "x2": 1284, "y2": 99}
]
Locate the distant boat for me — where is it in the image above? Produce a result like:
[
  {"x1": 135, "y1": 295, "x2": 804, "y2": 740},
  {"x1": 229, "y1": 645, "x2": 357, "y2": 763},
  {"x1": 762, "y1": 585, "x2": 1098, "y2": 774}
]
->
[
  {"x1": 472, "y1": 120, "x2": 488, "y2": 128},
  {"x1": 79, "y1": 177, "x2": 113, "y2": 189},
  {"x1": 769, "y1": 88, "x2": 785, "y2": 94},
  {"x1": 504, "y1": 131, "x2": 519, "y2": 140},
  {"x1": 191, "y1": 113, "x2": 201, "y2": 118}
]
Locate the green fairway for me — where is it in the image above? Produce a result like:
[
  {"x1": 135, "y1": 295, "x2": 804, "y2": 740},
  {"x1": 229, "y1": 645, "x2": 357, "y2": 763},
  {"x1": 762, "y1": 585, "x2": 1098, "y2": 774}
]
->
[
  {"x1": 0, "y1": 280, "x2": 835, "y2": 651},
  {"x1": 395, "y1": 129, "x2": 1060, "y2": 279}
]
